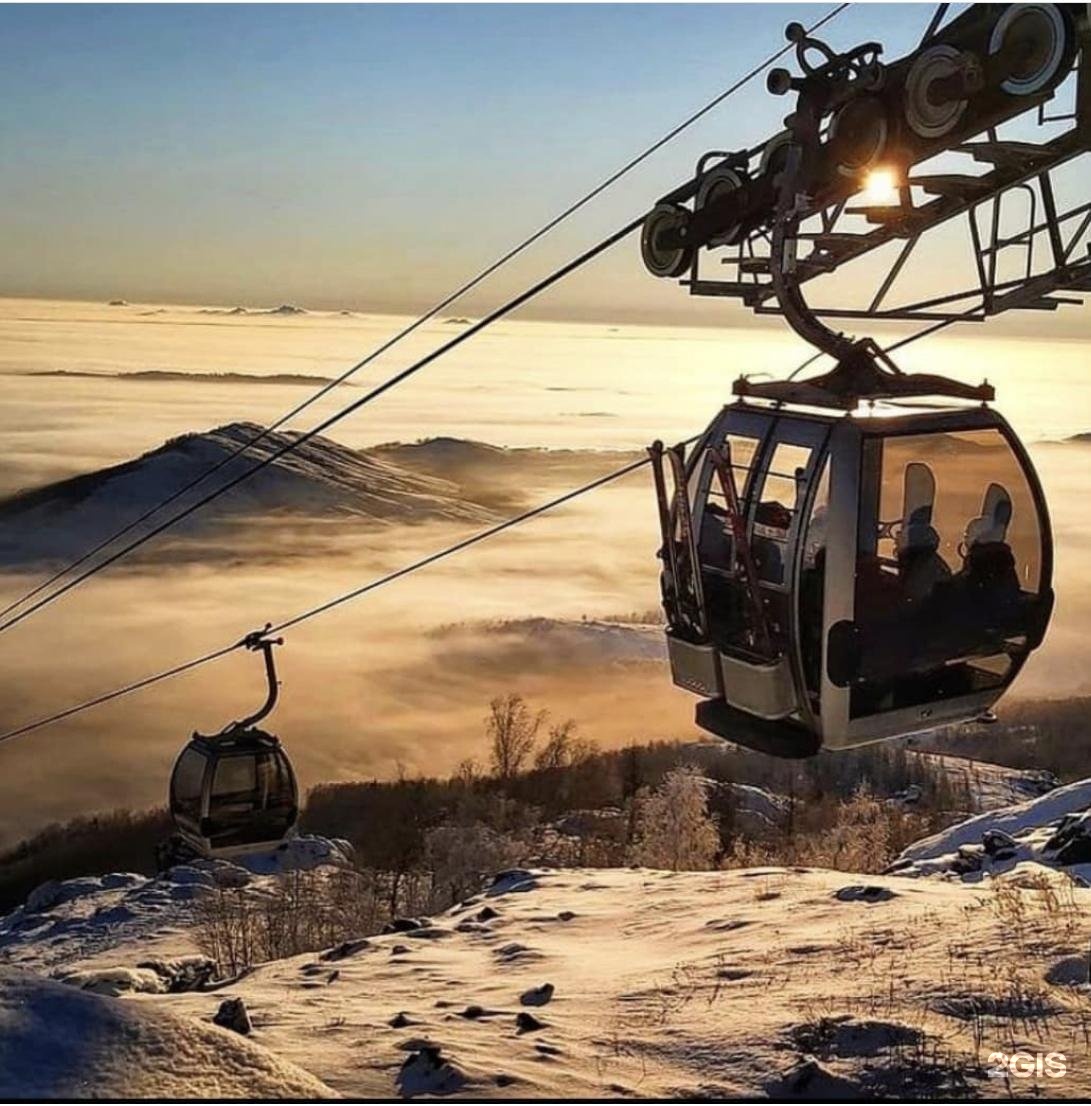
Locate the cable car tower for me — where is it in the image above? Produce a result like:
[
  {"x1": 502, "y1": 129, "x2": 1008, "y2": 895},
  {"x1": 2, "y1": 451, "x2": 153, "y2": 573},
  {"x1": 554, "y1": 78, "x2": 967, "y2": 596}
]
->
[{"x1": 643, "y1": 4, "x2": 1091, "y2": 756}]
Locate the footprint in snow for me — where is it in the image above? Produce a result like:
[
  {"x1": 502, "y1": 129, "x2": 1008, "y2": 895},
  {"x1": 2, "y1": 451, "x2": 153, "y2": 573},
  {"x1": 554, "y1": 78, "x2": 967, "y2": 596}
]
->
[
  {"x1": 705, "y1": 918, "x2": 751, "y2": 931},
  {"x1": 515, "y1": 1011, "x2": 546, "y2": 1034},
  {"x1": 1046, "y1": 955, "x2": 1090, "y2": 986},
  {"x1": 457, "y1": 1004, "x2": 503, "y2": 1020},
  {"x1": 715, "y1": 967, "x2": 754, "y2": 981},
  {"x1": 494, "y1": 942, "x2": 542, "y2": 964}
]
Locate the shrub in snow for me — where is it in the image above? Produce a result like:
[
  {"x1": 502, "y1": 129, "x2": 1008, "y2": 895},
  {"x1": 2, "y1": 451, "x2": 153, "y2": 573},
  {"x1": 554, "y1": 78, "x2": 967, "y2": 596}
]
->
[
  {"x1": 425, "y1": 822, "x2": 526, "y2": 907},
  {"x1": 629, "y1": 764, "x2": 720, "y2": 871},
  {"x1": 193, "y1": 867, "x2": 381, "y2": 974}
]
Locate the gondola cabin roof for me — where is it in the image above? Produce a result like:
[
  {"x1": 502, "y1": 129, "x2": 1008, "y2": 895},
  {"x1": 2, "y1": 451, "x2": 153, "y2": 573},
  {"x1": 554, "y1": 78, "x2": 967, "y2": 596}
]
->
[{"x1": 186, "y1": 726, "x2": 283, "y2": 752}]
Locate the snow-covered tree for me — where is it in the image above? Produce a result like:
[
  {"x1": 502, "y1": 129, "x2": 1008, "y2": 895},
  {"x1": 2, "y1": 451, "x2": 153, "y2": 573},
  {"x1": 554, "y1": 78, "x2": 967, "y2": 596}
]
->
[
  {"x1": 534, "y1": 719, "x2": 596, "y2": 771},
  {"x1": 425, "y1": 821, "x2": 524, "y2": 907},
  {"x1": 629, "y1": 764, "x2": 720, "y2": 871}
]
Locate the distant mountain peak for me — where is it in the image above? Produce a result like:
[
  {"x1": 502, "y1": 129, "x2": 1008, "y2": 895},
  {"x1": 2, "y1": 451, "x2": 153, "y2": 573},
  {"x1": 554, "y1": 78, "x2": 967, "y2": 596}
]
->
[{"x1": 0, "y1": 424, "x2": 495, "y2": 567}]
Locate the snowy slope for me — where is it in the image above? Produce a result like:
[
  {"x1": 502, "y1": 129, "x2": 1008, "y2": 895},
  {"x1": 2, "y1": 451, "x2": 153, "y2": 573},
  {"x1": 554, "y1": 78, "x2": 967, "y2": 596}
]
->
[
  {"x1": 0, "y1": 422, "x2": 494, "y2": 564},
  {"x1": 0, "y1": 969, "x2": 333, "y2": 1098},
  {"x1": 0, "y1": 836, "x2": 351, "y2": 975},
  {"x1": 909, "y1": 751, "x2": 1058, "y2": 812},
  {"x1": 129, "y1": 866, "x2": 1091, "y2": 1098},
  {"x1": 5, "y1": 817, "x2": 1091, "y2": 1097}
]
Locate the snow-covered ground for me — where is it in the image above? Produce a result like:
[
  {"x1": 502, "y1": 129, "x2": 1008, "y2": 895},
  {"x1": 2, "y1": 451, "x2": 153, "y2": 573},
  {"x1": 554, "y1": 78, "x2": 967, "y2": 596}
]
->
[
  {"x1": 0, "y1": 970, "x2": 332, "y2": 1097},
  {"x1": 5, "y1": 808, "x2": 1091, "y2": 1097}
]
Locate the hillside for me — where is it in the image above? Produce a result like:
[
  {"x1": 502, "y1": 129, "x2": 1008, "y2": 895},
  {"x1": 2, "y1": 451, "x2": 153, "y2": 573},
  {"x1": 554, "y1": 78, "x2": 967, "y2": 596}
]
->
[
  {"x1": 4, "y1": 783, "x2": 1091, "y2": 1098},
  {"x1": 0, "y1": 427, "x2": 638, "y2": 566}
]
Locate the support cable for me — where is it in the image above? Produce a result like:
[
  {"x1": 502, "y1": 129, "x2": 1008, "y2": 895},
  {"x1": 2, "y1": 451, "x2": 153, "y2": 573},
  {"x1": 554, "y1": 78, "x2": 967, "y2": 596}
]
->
[
  {"x1": 0, "y1": 219, "x2": 639, "y2": 636},
  {"x1": 0, "y1": 305, "x2": 965, "y2": 749},
  {"x1": 0, "y1": 446, "x2": 674, "y2": 745},
  {"x1": 0, "y1": 2, "x2": 849, "y2": 630}
]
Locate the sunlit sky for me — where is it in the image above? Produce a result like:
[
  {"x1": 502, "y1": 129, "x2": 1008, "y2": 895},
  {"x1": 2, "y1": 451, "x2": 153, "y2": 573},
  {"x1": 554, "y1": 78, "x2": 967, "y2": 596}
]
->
[{"x1": 1, "y1": 3, "x2": 1088, "y2": 335}]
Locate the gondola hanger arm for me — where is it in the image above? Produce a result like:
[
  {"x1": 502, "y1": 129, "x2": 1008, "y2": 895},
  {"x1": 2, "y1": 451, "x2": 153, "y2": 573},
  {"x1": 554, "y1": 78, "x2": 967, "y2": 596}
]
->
[{"x1": 197, "y1": 625, "x2": 283, "y2": 739}]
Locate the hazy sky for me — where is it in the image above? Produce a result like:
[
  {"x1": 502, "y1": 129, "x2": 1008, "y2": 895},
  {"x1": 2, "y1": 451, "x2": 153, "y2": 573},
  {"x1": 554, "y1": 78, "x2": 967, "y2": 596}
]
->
[{"x1": 1, "y1": 3, "x2": 941, "y2": 319}]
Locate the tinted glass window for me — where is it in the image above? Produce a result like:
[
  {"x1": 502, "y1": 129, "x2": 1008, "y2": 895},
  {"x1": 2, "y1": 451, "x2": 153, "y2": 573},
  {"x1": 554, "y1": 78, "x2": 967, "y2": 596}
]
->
[
  {"x1": 752, "y1": 443, "x2": 813, "y2": 586},
  {"x1": 799, "y1": 461, "x2": 830, "y2": 703},
  {"x1": 851, "y1": 428, "x2": 1042, "y2": 718},
  {"x1": 696, "y1": 433, "x2": 763, "y2": 651},
  {"x1": 171, "y1": 747, "x2": 207, "y2": 821},
  {"x1": 212, "y1": 755, "x2": 257, "y2": 799}
]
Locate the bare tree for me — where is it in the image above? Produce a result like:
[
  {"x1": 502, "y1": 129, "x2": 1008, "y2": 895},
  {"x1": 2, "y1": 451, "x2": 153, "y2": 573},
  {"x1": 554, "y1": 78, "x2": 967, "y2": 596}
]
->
[
  {"x1": 534, "y1": 719, "x2": 598, "y2": 771},
  {"x1": 486, "y1": 694, "x2": 545, "y2": 780}
]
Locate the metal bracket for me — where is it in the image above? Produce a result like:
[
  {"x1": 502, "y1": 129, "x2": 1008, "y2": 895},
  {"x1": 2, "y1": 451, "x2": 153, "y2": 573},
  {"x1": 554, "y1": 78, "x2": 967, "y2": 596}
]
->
[
  {"x1": 196, "y1": 624, "x2": 284, "y2": 739},
  {"x1": 644, "y1": 4, "x2": 1091, "y2": 400}
]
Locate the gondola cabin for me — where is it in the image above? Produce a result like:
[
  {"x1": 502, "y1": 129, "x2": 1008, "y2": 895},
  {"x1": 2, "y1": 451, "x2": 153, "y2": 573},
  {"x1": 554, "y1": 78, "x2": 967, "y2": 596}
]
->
[
  {"x1": 650, "y1": 371, "x2": 1053, "y2": 758},
  {"x1": 165, "y1": 633, "x2": 299, "y2": 861},
  {"x1": 169, "y1": 729, "x2": 298, "y2": 858}
]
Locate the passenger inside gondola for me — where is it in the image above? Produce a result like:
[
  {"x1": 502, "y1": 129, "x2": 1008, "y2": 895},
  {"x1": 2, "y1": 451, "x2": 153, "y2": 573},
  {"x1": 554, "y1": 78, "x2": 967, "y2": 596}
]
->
[
  {"x1": 955, "y1": 484, "x2": 1021, "y2": 615},
  {"x1": 896, "y1": 505, "x2": 950, "y2": 606}
]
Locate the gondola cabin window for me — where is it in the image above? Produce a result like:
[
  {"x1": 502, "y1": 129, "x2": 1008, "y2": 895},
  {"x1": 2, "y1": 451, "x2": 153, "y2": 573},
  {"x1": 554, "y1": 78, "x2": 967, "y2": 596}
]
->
[
  {"x1": 851, "y1": 427, "x2": 1043, "y2": 719},
  {"x1": 751, "y1": 441, "x2": 813, "y2": 587},
  {"x1": 696, "y1": 432, "x2": 762, "y2": 651},
  {"x1": 171, "y1": 747, "x2": 207, "y2": 824}
]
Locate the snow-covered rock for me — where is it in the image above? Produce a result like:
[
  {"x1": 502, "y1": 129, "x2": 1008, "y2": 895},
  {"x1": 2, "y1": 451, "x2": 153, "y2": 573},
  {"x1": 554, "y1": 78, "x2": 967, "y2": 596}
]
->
[
  {"x1": 721, "y1": 781, "x2": 788, "y2": 834},
  {"x1": 235, "y1": 834, "x2": 352, "y2": 875},
  {"x1": 54, "y1": 965, "x2": 169, "y2": 997},
  {"x1": 888, "y1": 777, "x2": 1091, "y2": 882}
]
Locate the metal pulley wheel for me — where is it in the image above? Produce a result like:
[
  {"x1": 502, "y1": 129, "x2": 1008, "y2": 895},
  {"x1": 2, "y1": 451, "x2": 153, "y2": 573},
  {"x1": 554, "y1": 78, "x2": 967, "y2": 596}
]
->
[
  {"x1": 759, "y1": 130, "x2": 794, "y2": 180},
  {"x1": 904, "y1": 45, "x2": 973, "y2": 138},
  {"x1": 641, "y1": 203, "x2": 694, "y2": 278},
  {"x1": 829, "y1": 95, "x2": 889, "y2": 175},
  {"x1": 989, "y1": 3, "x2": 1069, "y2": 96},
  {"x1": 695, "y1": 165, "x2": 747, "y2": 247}
]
